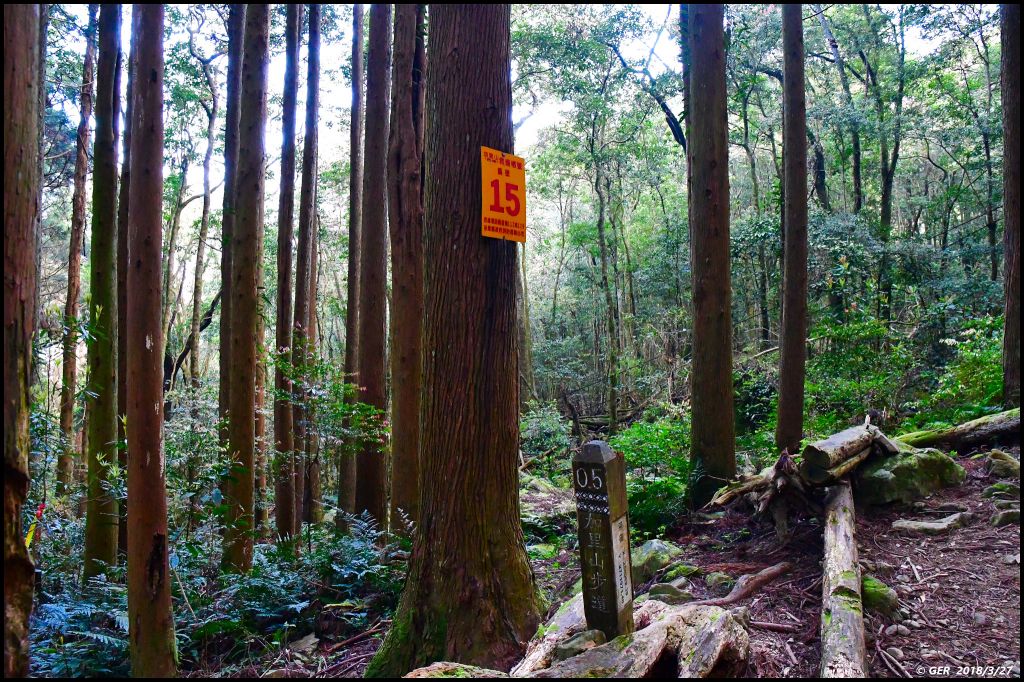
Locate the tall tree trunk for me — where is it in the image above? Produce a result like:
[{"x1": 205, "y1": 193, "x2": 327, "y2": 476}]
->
[
  {"x1": 686, "y1": 4, "x2": 735, "y2": 508},
  {"x1": 4, "y1": 7, "x2": 41, "y2": 676},
  {"x1": 117, "y1": 30, "x2": 133, "y2": 559},
  {"x1": 160, "y1": 157, "x2": 189, "y2": 354},
  {"x1": 219, "y1": 4, "x2": 245, "y2": 445},
  {"x1": 1003, "y1": 3, "x2": 1020, "y2": 407},
  {"x1": 815, "y1": 5, "x2": 862, "y2": 213},
  {"x1": 292, "y1": 2, "x2": 321, "y2": 536},
  {"x1": 594, "y1": 168, "x2": 619, "y2": 435},
  {"x1": 83, "y1": 3, "x2": 121, "y2": 581},
  {"x1": 188, "y1": 32, "x2": 220, "y2": 387},
  {"x1": 274, "y1": 2, "x2": 301, "y2": 541},
  {"x1": 340, "y1": 4, "x2": 365, "y2": 527},
  {"x1": 254, "y1": 305, "x2": 268, "y2": 535},
  {"x1": 776, "y1": 4, "x2": 809, "y2": 454},
  {"x1": 304, "y1": 220, "x2": 322, "y2": 523},
  {"x1": 125, "y1": 5, "x2": 177, "y2": 676},
  {"x1": 365, "y1": 6, "x2": 540, "y2": 675},
  {"x1": 355, "y1": 3, "x2": 391, "y2": 528},
  {"x1": 57, "y1": 4, "x2": 97, "y2": 495},
  {"x1": 223, "y1": 2, "x2": 269, "y2": 574},
  {"x1": 387, "y1": 3, "x2": 425, "y2": 527},
  {"x1": 518, "y1": 243, "x2": 538, "y2": 405}
]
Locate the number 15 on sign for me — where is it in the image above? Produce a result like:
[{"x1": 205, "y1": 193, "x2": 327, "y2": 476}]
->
[{"x1": 481, "y1": 146, "x2": 526, "y2": 243}]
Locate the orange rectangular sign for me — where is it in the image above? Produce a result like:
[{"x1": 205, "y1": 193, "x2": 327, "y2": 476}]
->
[{"x1": 481, "y1": 146, "x2": 526, "y2": 243}]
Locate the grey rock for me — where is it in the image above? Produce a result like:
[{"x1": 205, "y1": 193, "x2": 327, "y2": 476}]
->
[
  {"x1": 553, "y1": 629, "x2": 607, "y2": 662},
  {"x1": 705, "y1": 571, "x2": 735, "y2": 594},
  {"x1": 855, "y1": 448, "x2": 965, "y2": 506},
  {"x1": 648, "y1": 583, "x2": 696, "y2": 605},
  {"x1": 862, "y1": 575, "x2": 899, "y2": 618},
  {"x1": 991, "y1": 509, "x2": 1021, "y2": 527},
  {"x1": 631, "y1": 539, "x2": 683, "y2": 584},
  {"x1": 988, "y1": 449, "x2": 1020, "y2": 479},
  {"x1": 983, "y1": 482, "x2": 1021, "y2": 500},
  {"x1": 892, "y1": 512, "x2": 973, "y2": 535},
  {"x1": 886, "y1": 647, "x2": 904, "y2": 660}
]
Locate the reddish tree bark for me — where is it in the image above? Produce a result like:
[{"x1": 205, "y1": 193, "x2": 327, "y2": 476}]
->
[
  {"x1": 387, "y1": 3, "x2": 426, "y2": 527},
  {"x1": 355, "y1": 3, "x2": 392, "y2": 528},
  {"x1": 1003, "y1": 3, "x2": 1020, "y2": 407},
  {"x1": 219, "y1": 4, "x2": 245, "y2": 442},
  {"x1": 304, "y1": 220, "x2": 322, "y2": 523},
  {"x1": 274, "y1": 2, "x2": 301, "y2": 541},
  {"x1": 686, "y1": 3, "x2": 735, "y2": 508},
  {"x1": 125, "y1": 5, "x2": 177, "y2": 676},
  {"x1": 339, "y1": 3, "x2": 364, "y2": 528},
  {"x1": 4, "y1": 6, "x2": 41, "y2": 676},
  {"x1": 775, "y1": 4, "x2": 809, "y2": 453},
  {"x1": 117, "y1": 28, "x2": 134, "y2": 559},
  {"x1": 365, "y1": 6, "x2": 540, "y2": 675},
  {"x1": 292, "y1": 2, "x2": 321, "y2": 536},
  {"x1": 57, "y1": 4, "x2": 97, "y2": 495},
  {"x1": 223, "y1": 2, "x2": 269, "y2": 573}
]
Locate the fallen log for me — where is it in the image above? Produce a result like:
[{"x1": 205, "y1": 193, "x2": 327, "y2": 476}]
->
[
  {"x1": 801, "y1": 425, "x2": 876, "y2": 472},
  {"x1": 526, "y1": 604, "x2": 749, "y2": 678},
  {"x1": 511, "y1": 596, "x2": 674, "y2": 676},
  {"x1": 819, "y1": 482, "x2": 867, "y2": 678},
  {"x1": 897, "y1": 408, "x2": 1019, "y2": 451}
]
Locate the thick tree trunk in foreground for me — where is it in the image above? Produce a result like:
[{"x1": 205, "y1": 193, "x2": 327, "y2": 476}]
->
[
  {"x1": 775, "y1": 4, "x2": 809, "y2": 454},
  {"x1": 339, "y1": 3, "x2": 365, "y2": 528},
  {"x1": 83, "y1": 3, "x2": 121, "y2": 581},
  {"x1": 125, "y1": 5, "x2": 177, "y2": 676},
  {"x1": 355, "y1": 3, "x2": 392, "y2": 528},
  {"x1": 223, "y1": 2, "x2": 269, "y2": 573},
  {"x1": 686, "y1": 4, "x2": 735, "y2": 508},
  {"x1": 1003, "y1": 4, "x2": 1020, "y2": 408},
  {"x1": 292, "y1": 2, "x2": 321, "y2": 536},
  {"x1": 819, "y1": 483, "x2": 867, "y2": 677},
  {"x1": 4, "y1": 6, "x2": 40, "y2": 676},
  {"x1": 388, "y1": 3, "x2": 425, "y2": 527},
  {"x1": 274, "y1": 2, "x2": 301, "y2": 541},
  {"x1": 219, "y1": 4, "x2": 245, "y2": 442},
  {"x1": 365, "y1": 6, "x2": 540, "y2": 676},
  {"x1": 57, "y1": 4, "x2": 97, "y2": 495}
]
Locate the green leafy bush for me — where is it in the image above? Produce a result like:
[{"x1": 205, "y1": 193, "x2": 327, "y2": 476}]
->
[{"x1": 611, "y1": 409, "x2": 690, "y2": 536}]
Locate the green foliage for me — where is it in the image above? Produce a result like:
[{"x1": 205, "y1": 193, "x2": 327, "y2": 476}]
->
[
  {"x1": 931, "y1": 315, "x2": 1003, "y2": 408},
  {"x1": 805, "y1": 317, "x2": 917, "y2": 436},
  {"x1": 903, "y1": 315, "x2": 1005, "y2": 429},
  {"x1": 610, "y1": 408, "x2": 690, "y2": 536},
  {"x1": 31, "y1": 576, "x2": 130, "y2": 678},
  {"x1": 520, "y1": 401, "x2": 572, "y2": 481}
]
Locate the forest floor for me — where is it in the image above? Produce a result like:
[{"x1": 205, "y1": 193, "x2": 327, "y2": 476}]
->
[
  {"x1": 528, "y1": 446, "x2": 1020, "y2": 679},
  {"x1": 192, "y1": 448, "x2": 1019, "y2": 679}
]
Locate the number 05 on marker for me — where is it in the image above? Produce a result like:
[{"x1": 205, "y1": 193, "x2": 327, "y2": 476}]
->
[{"x1": 481, "y1": 146, "x2": 527, "y2": 243}]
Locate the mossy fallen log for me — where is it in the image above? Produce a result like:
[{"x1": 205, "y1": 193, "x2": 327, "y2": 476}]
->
[
  {"x1": 897, "y1": 408, "x2": 1019, "y2": 451},
  {"x1": 819, "y1": 482, "x2": 867, "y2": 678}
]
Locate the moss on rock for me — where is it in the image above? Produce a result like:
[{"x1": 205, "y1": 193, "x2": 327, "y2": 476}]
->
[
  {"x1": 854, "y1": 447, "x2": 965, "y2": 506},
  {"x1": 861, "y1": 575, "x2": 898, "y2": 618}
]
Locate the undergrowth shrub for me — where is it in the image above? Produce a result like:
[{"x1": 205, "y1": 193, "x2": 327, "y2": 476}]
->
[{"x1": 611, "y1": 406, "x2": 690, "y2": 537}]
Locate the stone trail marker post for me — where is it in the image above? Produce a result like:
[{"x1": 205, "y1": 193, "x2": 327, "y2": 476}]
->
[{"x1": 573, "y1": 440, "x2": 635, "y2": 640}]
